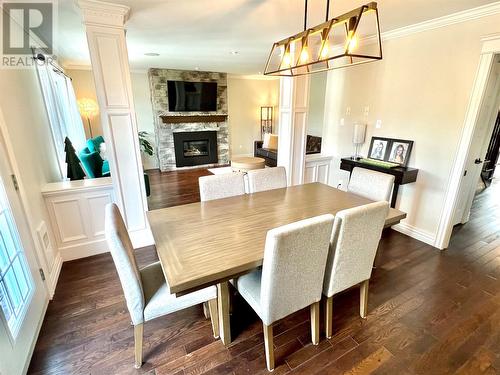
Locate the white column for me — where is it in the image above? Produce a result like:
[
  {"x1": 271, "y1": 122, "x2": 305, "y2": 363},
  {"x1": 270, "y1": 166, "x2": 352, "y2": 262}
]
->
[
  {"x1": 78, "y1": 0, "x2": 152, "y2": 247},
  {"x1": 277, "y1": 75, "x2": 310, "y2": 186}
]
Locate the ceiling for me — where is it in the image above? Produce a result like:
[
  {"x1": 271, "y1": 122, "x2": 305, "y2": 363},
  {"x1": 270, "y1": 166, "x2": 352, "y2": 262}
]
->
[{"x1": 58, "y1": 0, "x2": 498, "y2": 74}]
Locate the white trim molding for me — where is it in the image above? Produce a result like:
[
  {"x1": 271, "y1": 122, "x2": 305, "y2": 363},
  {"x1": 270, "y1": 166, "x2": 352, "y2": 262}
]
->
[
  {"x1": 435, "y1": 33, "x2": 500, "y2": 249},
  {"x1": 382, "y1": 2, "x2": 500, "y2": 41},
  {"x1": 392, "y1": 223, "x2": 437, "y2": 248}
]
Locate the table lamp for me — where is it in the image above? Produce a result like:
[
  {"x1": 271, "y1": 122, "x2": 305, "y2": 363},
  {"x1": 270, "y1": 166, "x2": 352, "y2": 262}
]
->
[
  {"x1": 352, "y1": 123, "x2": 367, "y2": 159},
  {"x1": 77, "y1": 98, "x2": 99, "y2": 138}
]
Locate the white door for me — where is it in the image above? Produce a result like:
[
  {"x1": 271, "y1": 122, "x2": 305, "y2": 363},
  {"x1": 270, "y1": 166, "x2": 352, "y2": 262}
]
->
[
  {"x1": 453, "y1": 59, "x2": 500, "y2": 225},
  {"x1": 0, "y1": 136, "x2": 48, "y2": 374}
]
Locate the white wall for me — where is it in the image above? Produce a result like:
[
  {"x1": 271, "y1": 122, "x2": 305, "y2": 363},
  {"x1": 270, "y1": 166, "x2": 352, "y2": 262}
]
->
[
  {"x1": 227, "y1": 76, "x2": 280, "y2": 156},
  {"x1": 322, "y1": 14, "x2": 500, "y2": 244},
  {"x1": 68, "y1": 69, "x2": 158, "y2": 169},
  {"x1": 307, "y1": 71, "x2": 327, "y2": 137}
]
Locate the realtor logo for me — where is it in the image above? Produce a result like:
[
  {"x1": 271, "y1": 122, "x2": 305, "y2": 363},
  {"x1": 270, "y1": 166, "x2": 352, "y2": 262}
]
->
[{"x1": 1, "y1": 1, "x2": 55, "y2": 67}]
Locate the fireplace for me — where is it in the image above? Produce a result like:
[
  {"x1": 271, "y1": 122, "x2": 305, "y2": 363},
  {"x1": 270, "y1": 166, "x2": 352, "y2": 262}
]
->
[{"x1": 173, "y1": 131, "x2": 218, "y2": 167}]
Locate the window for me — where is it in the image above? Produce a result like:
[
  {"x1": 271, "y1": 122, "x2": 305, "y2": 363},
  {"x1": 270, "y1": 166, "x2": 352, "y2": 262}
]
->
[
  {"x1": 35, "y1": 53, "x2": 86, "y2": 179},
  {"x1": 0, "y1": 176, "x2": 33, "y2": 338}
]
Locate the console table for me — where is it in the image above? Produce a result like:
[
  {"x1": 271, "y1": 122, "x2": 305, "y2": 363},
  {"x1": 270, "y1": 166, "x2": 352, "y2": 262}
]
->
[{"x1": 340, "y1": 157, "x2": 419, "y2": 208}]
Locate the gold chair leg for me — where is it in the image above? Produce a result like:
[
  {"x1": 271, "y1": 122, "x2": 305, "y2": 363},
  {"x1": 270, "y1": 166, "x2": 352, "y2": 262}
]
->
[
  {"x1": 263, "y1": 323, "x2": 275, "y2": 372},
  {"x1": 134, "y1": 323, "x2": 143, "y2": 369},
  {"x1": 360, "y1": 280, "x2": 369, "y2": 318},
  {"x1": 325, "y1": 296, "x2": 333, "y2": 339},
  {"x1": 208, "y1": 298, "x2": 220, "y2": 338},
  {"x1": 310, "y1": 301, "x2": 320, "y2": 345}
]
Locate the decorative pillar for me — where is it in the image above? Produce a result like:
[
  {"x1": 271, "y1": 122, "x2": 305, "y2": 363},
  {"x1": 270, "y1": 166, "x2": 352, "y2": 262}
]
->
[
  {"x1": 78, "y1": 0, "x2": 152, "y2": 247},
  {"x1": 277, "y1": 75, "x2": 310, "y2": 185}
]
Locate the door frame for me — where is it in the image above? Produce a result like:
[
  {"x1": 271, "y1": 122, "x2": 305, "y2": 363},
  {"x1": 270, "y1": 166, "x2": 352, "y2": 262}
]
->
[{"x1": 435, "y1": 33, "x2": 500, "y2": 249}]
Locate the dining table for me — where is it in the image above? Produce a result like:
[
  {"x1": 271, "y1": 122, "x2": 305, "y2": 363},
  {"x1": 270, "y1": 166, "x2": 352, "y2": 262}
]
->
[{"x1": 147, "y1": 182, "x2": 406, "y2": 346}]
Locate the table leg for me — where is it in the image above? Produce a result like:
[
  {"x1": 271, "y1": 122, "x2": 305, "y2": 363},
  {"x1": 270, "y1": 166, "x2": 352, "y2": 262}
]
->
[
  {"x1": 390, "y1": 183, "x2": 400, "y2": 208},
  {"x1": 217, "y1": 281, "x2": 231, "y2": 346}
]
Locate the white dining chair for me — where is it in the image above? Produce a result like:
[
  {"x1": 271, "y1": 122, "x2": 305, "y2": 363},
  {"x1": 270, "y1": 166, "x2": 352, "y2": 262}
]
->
[
  {"x1": 347, "y1": 167, "x2": 395, "y2": 202},
  {"x1": 247, "y1": 166, "x2": 287, "y2": 193},
  {"x1": 322, "y1": 201, "x2": 389, "y2": 339},
  {"x1": 199, "y1": 173, "x2": 246, "y2": 201},
  {"x1": 233, "y1": 214, "x2": 334, "y2": 371},
  {"x1": 105, "y1": 203, "x2": 219, "y2": 369}
]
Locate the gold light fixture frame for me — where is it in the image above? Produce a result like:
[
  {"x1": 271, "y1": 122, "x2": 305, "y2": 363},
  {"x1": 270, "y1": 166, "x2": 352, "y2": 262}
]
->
[{"x1": 264, "y1": 2, "x2": 382, "y2": 76}]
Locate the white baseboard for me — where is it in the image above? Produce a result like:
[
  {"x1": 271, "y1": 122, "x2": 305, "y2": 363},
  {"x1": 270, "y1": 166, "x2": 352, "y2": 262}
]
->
[
  {"x1": 391, "y1": 222, "x2": 437, "y2": 248},
  {"x1": 60, "y1": 238, "x2": 109, "y2": 261},
  {"x1": 48, "y1": 253, "x2": 63, "y2": 299}
]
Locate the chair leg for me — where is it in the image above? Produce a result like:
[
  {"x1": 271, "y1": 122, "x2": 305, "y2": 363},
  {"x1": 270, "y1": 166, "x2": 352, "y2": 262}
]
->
[
  {"x1": 360, "y1": 280, "x2": 369, "y2": 318},
  {"x1": 325, "y1": 296, "x2": 333, "y2": 339},
  {"x1": 208, "y1": 298, "x2": 220, "y2": 338},
  {"x1": 310, "y1": 302, "x2": 320, "y2": 345},
  {"x1": 134, "y1": 323, "x2": 143, "y2": 369},
  {"x1": 263, "y1": 323, "x2": 275, "y2": 372},
  {"x1": 203, "y1": 302, "x2": 210, "y2": 319}
]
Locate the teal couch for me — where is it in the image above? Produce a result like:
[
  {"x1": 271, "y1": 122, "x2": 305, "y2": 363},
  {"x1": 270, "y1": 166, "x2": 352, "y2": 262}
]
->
[{"x1": 79, "y1": 136, "x2": 110, "y2": 178}]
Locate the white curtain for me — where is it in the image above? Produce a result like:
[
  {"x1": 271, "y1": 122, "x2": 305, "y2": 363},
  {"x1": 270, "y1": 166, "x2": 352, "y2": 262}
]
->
[{"x1": 35, "y1": 59, "x2": 86, "y2": 179}]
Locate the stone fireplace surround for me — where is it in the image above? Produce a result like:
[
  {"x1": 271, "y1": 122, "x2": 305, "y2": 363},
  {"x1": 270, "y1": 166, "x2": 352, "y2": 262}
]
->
[{"x1": 148, "y1": 68, "x2": 230, "y2": 171}]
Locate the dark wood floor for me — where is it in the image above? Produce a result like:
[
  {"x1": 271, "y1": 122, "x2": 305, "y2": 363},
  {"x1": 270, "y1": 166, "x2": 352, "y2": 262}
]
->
[
  {"x1": 29, "y1": 175, "x2": 500, "y2": 374},
  {"x1": 146, "y1": 168, "x2": 214, "y2": 210}
]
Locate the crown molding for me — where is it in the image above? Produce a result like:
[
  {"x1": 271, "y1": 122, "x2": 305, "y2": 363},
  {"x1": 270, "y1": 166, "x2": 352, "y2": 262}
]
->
[
  {"x1": 77, "y1": 0, "x2": 130, "y2": 27},
  {"x1": 382, "y1": 1, "x2": 500, "y2": 41},
  {"x1": 228, "y1": 74, "x2": 279, "y2": 81}
]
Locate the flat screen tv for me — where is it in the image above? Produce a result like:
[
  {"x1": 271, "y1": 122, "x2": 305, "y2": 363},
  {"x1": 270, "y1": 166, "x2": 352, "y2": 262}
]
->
[{"x1": 167, "y1": 80, "x2": 217, "y2": 112}]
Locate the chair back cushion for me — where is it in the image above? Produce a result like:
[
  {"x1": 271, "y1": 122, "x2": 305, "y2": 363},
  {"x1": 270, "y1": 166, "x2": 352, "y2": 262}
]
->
[
  {"x1": 247, "y1": 166, "x2": 287, "y2": 193},
  {"x1": 347, "y1": 167, "x2": 395, "y2": 202},
  {"x1": 199, "y1": 173, "x2": 246, "y2": 201},
  {"x1": 323, "y1": 201, "x2": 389, "y2": 297},
  {"x1": 260, "y1": 214, "x2": 335, "y2": 325},
  {"x1": 262, "y1": 134, "x2": 278, "y2": 150},
  {"x1": 105, "y1": 203, "x2": 145, "y2": 325}
]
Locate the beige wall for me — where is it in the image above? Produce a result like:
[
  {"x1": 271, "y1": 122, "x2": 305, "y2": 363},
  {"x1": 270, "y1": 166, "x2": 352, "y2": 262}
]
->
[
  {"x1": 307, "y1": 71, "x2": 327, "y2": 137},
  {"x1": 322, "y1": 14, "x2": 500, "y2": 242},
  {"x1": 0, "y1": 68, "x2": 61, "y2": 265},
  {"x1": 227, "y1": 76, "x2": 280, "y2": 156},
  {"x1": 68, "y1": 69, "x2": 158, "y2": 169}
]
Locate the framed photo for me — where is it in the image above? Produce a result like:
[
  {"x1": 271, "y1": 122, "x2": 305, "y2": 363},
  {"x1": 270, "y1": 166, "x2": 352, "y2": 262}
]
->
[
  {"x1": 387, "y1": 139, "x2": 413, "y2": 166},
  {"x1": 368, "y1": 137, "x2": 390, "y2": 161}
]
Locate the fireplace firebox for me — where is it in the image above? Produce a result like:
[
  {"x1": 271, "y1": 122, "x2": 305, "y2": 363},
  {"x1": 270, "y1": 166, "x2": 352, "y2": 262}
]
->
[{"x1": 173, "y1": 131, "x2": 218, "y2": 167}]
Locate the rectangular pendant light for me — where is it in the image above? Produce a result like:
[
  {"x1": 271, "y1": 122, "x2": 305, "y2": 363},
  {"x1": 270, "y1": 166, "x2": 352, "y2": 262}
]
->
[{"x1": 264, "y1": 2, "x2": 382, "y2": 76}]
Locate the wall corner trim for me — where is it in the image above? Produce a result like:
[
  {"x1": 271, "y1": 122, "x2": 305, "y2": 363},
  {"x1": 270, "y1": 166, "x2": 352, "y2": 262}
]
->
[{"x1": 391, "y1": 222, "x2": 438, "y2": 249}]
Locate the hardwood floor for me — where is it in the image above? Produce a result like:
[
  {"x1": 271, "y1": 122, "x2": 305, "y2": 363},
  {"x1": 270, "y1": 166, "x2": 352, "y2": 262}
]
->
[
  {"x1": 28, "y1": 176, "x2": 500, "y2": 374},
  {"x1": 146, "y1": 168, "x2": 214, "y2": 210}
]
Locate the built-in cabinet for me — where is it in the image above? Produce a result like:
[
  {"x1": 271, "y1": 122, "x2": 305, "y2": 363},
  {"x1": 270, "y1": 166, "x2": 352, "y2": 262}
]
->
[
  {"x1": 304, "y1": 154, "x2": 332, "y2": 184},
  {"x1": 42, "y1": 178, "x2": 114, "y2": 261}
]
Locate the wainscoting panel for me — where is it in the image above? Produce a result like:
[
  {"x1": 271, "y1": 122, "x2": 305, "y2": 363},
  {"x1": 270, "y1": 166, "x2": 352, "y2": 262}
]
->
[
  {"x1": 304, "y1": 155, "x2": 332, "y2": 184},
  {"x1": 42, "y1": 178, "x2": 115, "y2": 261}
]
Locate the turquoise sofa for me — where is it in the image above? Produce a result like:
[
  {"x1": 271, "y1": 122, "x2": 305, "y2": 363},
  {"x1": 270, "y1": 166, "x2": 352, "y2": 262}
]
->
[{"x1": 79, "y1": 136, "x2": 110, "y2": 178}]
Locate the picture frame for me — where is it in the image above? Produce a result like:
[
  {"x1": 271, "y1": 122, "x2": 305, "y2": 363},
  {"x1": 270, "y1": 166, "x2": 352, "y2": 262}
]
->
[
  {"x1": 367, "y1": 137, "x2": 414, "y2": 167},
  {"x1": 367, "y1": 137, "x2": 391, "y2": 161}
]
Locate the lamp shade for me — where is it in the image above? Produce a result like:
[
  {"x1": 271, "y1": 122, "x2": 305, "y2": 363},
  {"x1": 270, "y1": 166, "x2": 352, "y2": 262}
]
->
[
  {"x1": 77, "y1": 98, "x2": 99, "y2": 118},
  {"x1": 353, "y1": 123, "x2": 366, "y2": 144}
]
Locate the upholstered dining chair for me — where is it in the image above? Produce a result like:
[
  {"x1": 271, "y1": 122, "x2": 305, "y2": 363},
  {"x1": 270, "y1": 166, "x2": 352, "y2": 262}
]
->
[
  {"x1": 247, "y1": 166, "x2": 287, "y2": 193},
  {"x1": 233, "y1": 214, "x2": 335, "y2": 371},
  {"x1": 347, "y1": 167, "x2": 395, "y2": 202},
  {"x1": 322, "y1": 201, "x2": 389, "y2": 339},
  {"x1": 199, "y1": 173, "x2": 246, "y2": 201},
  {"x1": 105, "y1": 203, "x2": 219, "y2": 369}
]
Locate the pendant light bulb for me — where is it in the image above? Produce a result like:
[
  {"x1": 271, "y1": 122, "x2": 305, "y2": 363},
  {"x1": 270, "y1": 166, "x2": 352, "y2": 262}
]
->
[
  {"x1": 320, "y1": 40, "x2": 329, "y2": 59},
  {"x1": 282, "y1": 52, "x2": 292, "y2": 67},
  {"x1": 300, "y1": 47, "x2": 309, "y2": 63},
  {"x1": 347, "y1": 33, "x2": 358, "y2": 53}
]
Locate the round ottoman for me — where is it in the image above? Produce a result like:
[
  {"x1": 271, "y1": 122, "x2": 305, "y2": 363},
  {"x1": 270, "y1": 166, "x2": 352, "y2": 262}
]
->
[{"x1": 231, "y1": 157, "x2": 265, "y2": 173}]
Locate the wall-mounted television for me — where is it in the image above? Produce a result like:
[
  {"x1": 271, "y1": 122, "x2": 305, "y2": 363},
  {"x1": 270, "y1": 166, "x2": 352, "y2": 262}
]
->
[{"x1": 167, "y1": 80, "x2": 217, "y2": 112}]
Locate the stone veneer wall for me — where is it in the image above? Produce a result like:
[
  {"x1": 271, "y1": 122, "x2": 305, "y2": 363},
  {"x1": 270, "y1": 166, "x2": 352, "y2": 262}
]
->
[{"x1": 148, "y1": 68, "x2": 229, "y2": 171}]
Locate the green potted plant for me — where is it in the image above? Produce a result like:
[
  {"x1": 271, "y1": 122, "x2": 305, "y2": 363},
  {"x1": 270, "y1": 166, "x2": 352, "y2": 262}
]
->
[{"x1": 138, "y1": 131, "x2": 154, "y2": 197}]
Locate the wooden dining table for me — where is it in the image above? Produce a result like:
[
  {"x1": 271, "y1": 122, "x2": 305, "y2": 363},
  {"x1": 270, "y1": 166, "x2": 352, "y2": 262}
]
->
[{"x1": 147, "y1": 182, "x2": 406, "y2": 346}]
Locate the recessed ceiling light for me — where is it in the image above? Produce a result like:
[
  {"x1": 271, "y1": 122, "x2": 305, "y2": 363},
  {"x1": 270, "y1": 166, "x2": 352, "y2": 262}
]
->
[
  {"x1": 144, "y1": 52, "x2": 160, "y2": 57},
  {"x1": 230, "y1": 50, "x2": 239, "y2": 55},
  {"x1": 194, "y1": 67, "x2": 200, "y2": 70},
  {"x1": 258, "y1": 71, "x2": 262, "y2": 75}
]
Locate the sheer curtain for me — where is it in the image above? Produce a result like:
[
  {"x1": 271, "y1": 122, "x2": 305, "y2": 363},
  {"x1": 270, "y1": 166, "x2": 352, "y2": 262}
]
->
[{"x1": 35, "y1": 56, "x2": 86, "y2": 179}]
